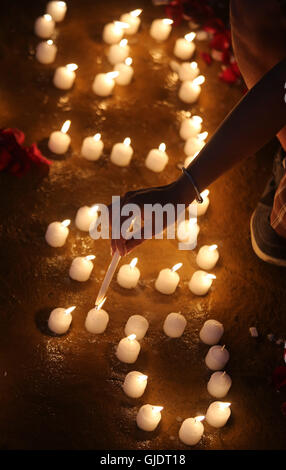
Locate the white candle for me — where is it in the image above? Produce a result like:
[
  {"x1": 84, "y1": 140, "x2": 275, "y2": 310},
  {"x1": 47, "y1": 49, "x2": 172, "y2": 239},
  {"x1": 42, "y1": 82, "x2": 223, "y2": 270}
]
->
[
  {"x1": 189, "y1": 189, "x2": 210, "y2": 217},
  {"x1": 117, "y1": 257, "x2": 140, "y2": 288},
  {"x1": 136, "y1": 405, "x2": 163, "y2": 431},
  {"x1": 188, "y1": 270, "x2": 216, "y2": 296},
  {"x1": 103, "y1": 21, "x2": 129, "y2": 45},
  {"x1": 92, "y1": 71, "x2": 119, "y2": 97},
  {"x1": 116, "y1": 334, "x2": 141, "y2": 363},
  {"x1": 174, "y1": 32, "x2": 196, "y2": 60},
  {"x1": 150, "y1": 18, "x2": 173, "y2": 42},
  {"x1": 155, "y1": 262, "x2": 182, "y2": 295},
  {"x1": 48, "y1": 306, "x2": 76, "y2": 334},
  {"x1": 145, "y1": 143, "x2": 168, "y2": 173},
  {"x1": 120, "y1": 9, "x2": 142, "y2": 35},
  {"x1": 48, "y1": 120, "x2": 71, "y2": 154},
  {"x1": 205, "y1": 345, "x2": 230, "y2": 371},
  {"x1": 125, "y1": 314, "x2": 149, "y2": 340},
  {"x1": 75, "y1": 204, "x2": 98, "y2": 232},
  {"x1": 184, "y1": 131, "x2": 208, "y2": 157},
  {"x1": 205, "y1": 402, "x2": 231, "y2": 428},
  {"x1": 108, "y1": 39, "x2": 130, "y2": 65},
  {"x1": 110, "y1": 137, "x2": 133, "y2": 167},
  {"x1": 184, "y1": 152, "x2": 199, "y2": 168},
  {"x1": 177, "y1": 218, "x2": 200, "y2": 244},
  {"x1": 53, "y1": 63, "x2": 78, "y2": 90},
  {"x1": 180, "y1": 115, "x2": 202, "y2": 140},
  {"x1": 34, "y1": 14, "x2": 55, "y2": 39},
  {"x1": 196, "y1": 245, "x2": 219, "y2": 271},
  {"x1": 179, "y1": 75, "x2": 205, "y2": 103},
  {"x1": 81, "y1": 133, "x2": 103, "y2": 161},
  {"x1": 114, "y1": 57, "x2": 134, "y2": 85},
  {"x1": 85, "y1": 299, "x2": 109, "y2": 334},
  {"x1": 45, "y1": 219, "x2": 70, "y2": 247},
  {"x1": 179, "y1": 416, "x2": 205, "y2": 446},
  {"x1": 199, "y1": 319, "x2": 224, "y2": 345},
  {"x1": 69, "y1": 255, "x2": 95, "y2": 282},
  {"x1": 178, "y1": 61, "x2": 199, "y2": 82},
  {"x1": 46, "y1": 1, "x2": 67, "y2": 22},
  {"x1": 163, "y1": 312, "x2": 187, "y2": 338},
  {"x1": 207, "y1": 372, "x2": 232, "y2": 398},
  {"x1": 123, "y1": 371, "x2": 148, "y2": 398},
  {"x1": 35, "y1": 39, "x2": 57, "y2": 64}
]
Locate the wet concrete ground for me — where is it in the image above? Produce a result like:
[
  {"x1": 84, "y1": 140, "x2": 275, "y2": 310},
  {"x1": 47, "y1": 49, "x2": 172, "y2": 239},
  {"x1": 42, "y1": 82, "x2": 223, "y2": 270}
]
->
[{"x1": 0, "y1": 0, "x2": 285, "y2": 450}]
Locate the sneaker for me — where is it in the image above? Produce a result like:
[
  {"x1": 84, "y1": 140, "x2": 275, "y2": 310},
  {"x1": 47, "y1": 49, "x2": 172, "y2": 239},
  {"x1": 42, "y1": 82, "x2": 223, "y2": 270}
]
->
[{"x1": 250, "y1": 146, "x2": 286, "y2": 267}]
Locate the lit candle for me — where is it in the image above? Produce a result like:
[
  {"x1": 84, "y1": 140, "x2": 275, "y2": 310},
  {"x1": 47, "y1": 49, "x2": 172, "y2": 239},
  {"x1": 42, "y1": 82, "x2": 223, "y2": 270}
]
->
[
  {"x1": 150, "y1": 18, "x2": 173, "y2": 42},
  {"x1": 117, "y1": 257, "x2": 140, "y2": 288},
  {"x1": 177, "y1": 61, "x2": 199, "y2": 82},
  {"x1": 35, "y1": 39, "x2": 57, "y2": 64},
  {"x1": 180, "y1": 115, "x2": 202, "y2": 140},
  {"x1": 145, "y1": 143, "x2": 168, "y2": 173},
  {"x1": 116, "y1": 334, "x2": 141, "y2": 364},
  {"x1": 205, "y1": 345, "x2": 230, "y2": 371},
  {"x1": 110, "y1": 137, "x2": 133, "y2": 167},
  {"x1": 205, "y1": 402, "x2": 231, "y2": 428},
  {"x1": 85, "y1": 299, "x2": 109, "y2": 334},
  {"x1": 184, "y1": 152, "x2": 199, "y2": 168},
  {"x1": 189, "y1": 189, "x2": 210, "y2": 217},
  {"x1": 177, "y1": 218, "x2": 200, "y2": 244},
  {"x1": 179, "y1": 75, "x2": 205, "y2": 103},
  {"x1": 48, "y1": 305, "x2": 76, "y2": 334},
  {"x1": 184, "y1": 131, "x2": 208, "y2": 157},
  {"x1": 188, "y1": 271, "x2": 216, "y2": 296},
  {"x1": 199, "y1": 319, "x2": 224, "y2": 345},
  {"x1": 136, "y1": 405, "x2": 163, "y2": 431},
  {"x1": 114, "y1": 57, "x2": 134, "y2": 85},
  {"x1": 48, "y1": 120, "x2": 71, "y2": 154},
  {"x1": 45, "y1": 219, "x2": 70, "y2": 247},
  {"x1": 46, "y1": 1, "x2": 67, "y2": 22},
  {"x1": 81, "y1": 133, "x2": 104, "y2": 161},
  {"x1": 196, "y1": 245, "x2": 219, "y2": 271},
  {"x1": 179, "y1": 416, "x2": 205, "y2": 446},
  {"x1": 207, "y1": 371, "x2": 232, "y2": 398},
  {"x1": 34, "y1": 14, "x2": 55, "y2": 39},
  {"x1": 53, "y1": 63, "x2": 78, "y2": 90},
  {"x1": 155, "y1": 263, "x2": 182, "y2": 295},
  {"x1": 125, "y1": 314, "x2": 149, "y2": 340},
  {"x1": 69, "y1": 255, "x2": 95, "y2": 282},
  {"x1": 163, "y1": 312, "x2": 187, "y2": 338},
  {"x1": 92, "y1": 71, "x2": 119, "y2": 97},
  {"x1": 174, "y1": 32, "x2": 196, "y2": 60},
  {"x1": 108, "y1": 38, "x2": 130, "y2": 65},
  {"x1": 103, "y1": 21, "x2": 129, "y2": 45},
  {"x1": 75, "y1": 204, "x2": 98, "y2": 232},
  {"x1": 123, "y1": 371, "x2": 148, "y2": 398},
  {"x1": 120, "y1": 9, "x2": 142, "y2": 35}
]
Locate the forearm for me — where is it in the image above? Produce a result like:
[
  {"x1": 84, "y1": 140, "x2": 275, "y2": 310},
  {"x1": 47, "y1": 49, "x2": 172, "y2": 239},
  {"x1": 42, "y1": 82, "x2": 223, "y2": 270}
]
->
[{"x1": 175, "y1": 57, "x2": 286, "y2": 205}]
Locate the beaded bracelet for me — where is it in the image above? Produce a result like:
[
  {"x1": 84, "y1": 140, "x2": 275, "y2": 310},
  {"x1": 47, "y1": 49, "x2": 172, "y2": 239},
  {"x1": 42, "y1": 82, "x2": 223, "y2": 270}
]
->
[{"x1": 182, "y1": 167, "x2": 203, "y2": 204}]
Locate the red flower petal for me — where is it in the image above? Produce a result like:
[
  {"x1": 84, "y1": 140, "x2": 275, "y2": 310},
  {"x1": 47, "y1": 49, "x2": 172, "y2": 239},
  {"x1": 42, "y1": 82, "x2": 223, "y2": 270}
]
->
[
  {"x1": 219, "y1": 66, "x2": 238, "y2": 84},
  {"x1": 272, "y1": 366, "x2": 286, "y2": 391},
  {"x1": 0, "y1": 148, "x2": 12, "y2": 171},
  {"x1": 25, "y1": 143, "x2": 52, "y2": 167},
  {"x1": 200, "y1": 51, "x2": 212, "y2": 65},
  {"x1": 0, "y1": 128, "x2": 25, "y2": 146}
]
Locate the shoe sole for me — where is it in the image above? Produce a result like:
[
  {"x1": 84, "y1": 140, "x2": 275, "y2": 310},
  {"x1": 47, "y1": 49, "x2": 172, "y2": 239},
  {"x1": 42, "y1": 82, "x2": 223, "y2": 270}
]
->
[{"x1": 250, "y1": 211, "x2": 286, "y2": 267}]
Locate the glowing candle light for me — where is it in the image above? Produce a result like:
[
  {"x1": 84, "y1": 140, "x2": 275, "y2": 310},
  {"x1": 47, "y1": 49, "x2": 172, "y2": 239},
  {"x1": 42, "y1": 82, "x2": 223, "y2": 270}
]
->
[
  {"x1": 108, "y1": 38, "x2": 130, "y2": 65},
  {"x1": 120, "y1": 9, "x2": 142, "y2": 34},
  {"x1": 103, "y1": 21, "x2": 130, "y2": 44},
  {"x1": 196, "y1": 244, "x2": 219, "y2": 270},
  {"x1": 110, "y1": 137, "x2": 134, "y2": 167},
  {"x1": 207, "y1": 371, "x2": 232, "y2": 398},
  {"x1": 174, "y1": 32, "x2": 196, "y2": 60},
  {"x1": 189, "y1": 189, "x2": 210, "y2": 217},
  {"x1": 48, "y1": 305, "x2": 76, "y2": 334},
  {"x1": 81, "y1": 133, "x2": 104, "y2": 161},
  {"x1": 53, "y1": 63, "x2": 78, "y2": 90},
  {"x1": 48, "y1": 120, "x2": 71, "y2": 154},
  {"x1": 205, "y1": 344, "x2": 230, "y2": 371},
  {"x1": 36, "y1": 39, "x2": 57, "y2": 64},
  {"x1": 184, "y1": 150, "x2": 200, "y2": 168},
  {"x1": 125, "y1": 314, "x2": 149, "y2": 340},
  {"x1": 114, "y1": 57, "x2": 134, "y2": 85},
  {"x1": 116, "y1": 334, "x2": 141, "y2": 364},
  {"x1": 123, "y1": 371, "x2": 148, "y2": 398},
  {"x1": 117, "y1": 257, "x2": 140, "y2": 288},
  {"x1": 177, "y1": 61, "x2": 199, "y2": 82},
  {"x1": 34, "y1": 14, "x2": 55, "y2": 39},
  {"x1": 150, "y1": 18, "x2": 173, "y2": 41},
  {"x1": 184, "y1": 131, "x2": 208, "y2": 157},
  {"x1": 189, "y1": 271, "x2": 216, "y2": 295},
  {"x1": 46, "y1": 1, "x2": 67, "y2": 22},
  {"x1": 92, "y1": 71, "x2": 119, "y2": 97},
  {"x1": 177, "y1": 217, "x2": 200, "y2": 244},
  {"x1": 199, "y1": 319, "x2": 224, "y2": 345},
  {"x1": 179, "y1": 74, "x2": 205, "y2": 103},
  {"x1": 206, "y1": 402, "x2": 231, "y2": 428},
  {"x1": 145, "y1": 142, "x2": 168, "y2": 173},
  {"x1": 85, "y1": 298, "x2": 109, "y2": 334},
  {"x1": 163, "y1": 312, "x2": 187, "y2": 338},
  {"x1": 180, "y1": 115, "x2": 202, "y2": 140},
  {"x1": 69, "y1": 255, "x2": 95, "y2": 282},
  {"x1": 75, "y1": 204, "x2": 99, "y2": 232},
  {"x1": 179, "y1": 416, "x2": 205, "y2": 446},
  {"x1": 45, "y1": 218, "x2": 70, "y2": 247},
  {"x1": 136, "y1": 405, "x2": 163, "y2": 431},
  {"x1": 155, "y1": 263, "x2": 182, "y2": 295}
]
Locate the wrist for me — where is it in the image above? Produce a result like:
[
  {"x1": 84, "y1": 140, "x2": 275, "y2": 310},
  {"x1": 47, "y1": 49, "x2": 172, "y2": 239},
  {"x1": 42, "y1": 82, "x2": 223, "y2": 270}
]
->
[{"x1": 171, "y1": 173, "x2": 197, "y2": 206}]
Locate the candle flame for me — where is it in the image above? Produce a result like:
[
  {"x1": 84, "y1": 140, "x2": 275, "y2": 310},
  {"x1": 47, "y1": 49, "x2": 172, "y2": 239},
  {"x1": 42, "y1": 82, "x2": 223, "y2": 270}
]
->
[
  {"x1": 90, "y1": 204, "x2": 99, "y2": 214},
  {"x1": 61, "y1": 120, "x2": 71, "y2": 134},
  {"x1": 205, "y1": 273, "x2": 216, "y2": 280},
  {"x1": 159, "y1": 142, "x2": 166, "y2": 152},
  {"x1": 195, "y1": 415, "x2": 205, "y2": 422},
  {"x1": 128, "y1": 334, "x2": 136, "y2": 341},
  {"x1": 188, "y1": 217, "x2": 197, "y2": 226},
  {"x1": 152, "y1": 406, "x2": 164, "y2": 413},
  {"x1": 162, "y1": 19, "x2": 173, "y2": 25},
  {"x1": 47, "y1": 39, "x2": 53, "y2": 45},
  {"x1": 58, "y1": 1, "x2": 66, "y2": 6},
  {"x1": 198, "y1": 131, "x2": 208, "y2": 141},
  {"x1": 171, "y1": 262, "x2": 183, "y2": 272},
  {"x1": 184, "y1": 32, "x2": 196, "y2": 42},
  {"x1": 200, "y1": 189, "x2": 209, "y2": 198},
  {"x1": 114, "y1": 21, "x2": 130, "y2": 29},
  {"x1": 65, "y1": 306, "x2": 76, "y2": 315},
  {"x1": 192, "y1": 115, "x2": 202, "y2": 124},
  {"x1": 61, "y1": 219, "x2": 71, "y2": 227},
  {"x1": 85, "y1": 255, "x2": 96, "y2": 261},
  {"x1": 44, "y1": 14, "x2": 53, "y2": 21},
  {"x1": 130, "y1": 9, "x2": 142, "y2": 17},
  {"x1": 130, "y1": 257, "x2": 138, "y2": 268},
  {"x1": 120, "y1": 38, "x2": 128, "y2": 47},
  {"x1": 193, "y1": 75, "x2": 205, "y2": 86},
  {"x1": 125, "y1": 57, "x2": 133, "y2": 66},
  {"x1": 96, "y1": 297, "x2": 107, "y2": 310},
  {"x1": 138, "y1": 374, "x2": 148, "y2": 382},
  {"x1": 219, "y1": 402, "x2": 231, "y2": 409},
  {"x1": 106, "y1": 71, "x2": 119, "y2": 80},
  {"x1": 209, "y1": 244, "x2": 218, "y2": 251},
  {"x1": 93, "y1": 133, "x2": 101, "y2": 141},
  {"x1": 190, "y1": 61, "x2": 198, "y2": 69},
  {"x1": 66, "y1": 63, "x2": 78, "y2": 72},
  {"x1": 123, "y1": 137, "x2": 131, "y2": 146}
]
